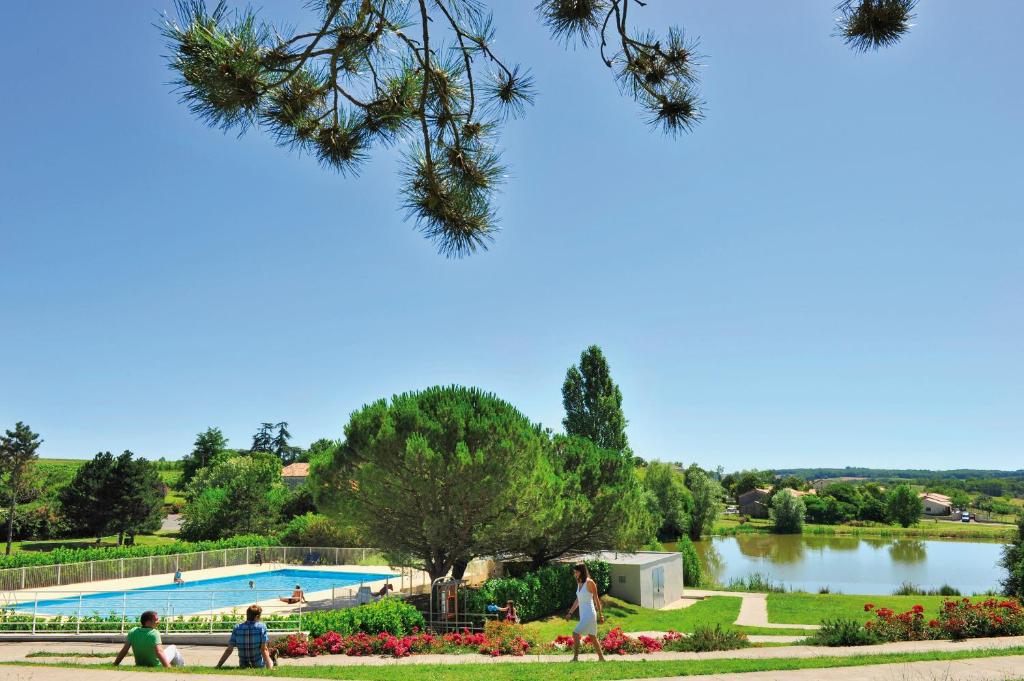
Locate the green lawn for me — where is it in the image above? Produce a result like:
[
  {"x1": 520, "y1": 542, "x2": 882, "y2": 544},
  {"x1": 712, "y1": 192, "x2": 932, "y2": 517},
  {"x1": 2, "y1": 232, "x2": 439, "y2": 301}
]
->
[
  {"x1": 523, "y1": 595, "x2": 741, "y2": 641},
  {"x1": 12, "y1": 534, "x2": 179, "y2": 553},
  {"x1": 767, "y1": 592, "x2": 952, "y2": 625},
  {"x1": 8, "y1": 647, "x2": 1024, "y2": 680}
]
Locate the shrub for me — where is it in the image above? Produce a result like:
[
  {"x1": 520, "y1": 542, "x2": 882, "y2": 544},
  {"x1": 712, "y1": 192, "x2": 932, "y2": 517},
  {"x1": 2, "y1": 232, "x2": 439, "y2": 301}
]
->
[
  {"x1": 676, "y1": 536, "x2": 702, "y2": 587},
  {"x1": 0, "y1": 535, "x2": 275, "y2": 570},
  {"x1": 935, "y1": 598, "x2": 1024, "y2": 641},
  {"x1": 808, "y1": 618, "x2": 880, "y2": 647},
  {"x1": 465, "y1": 560, "x2": 609, "y2": 623},
  {"x1": 665, "y1": 625, "x2": 749, "y2": 652},
  {"x1": 864, "y1": 604, "x2": 932, "y2": 642},
  {"x1": 278, "y1": 513, "x2": 357, "y2": 547},
  {"x1": 302, "y1": 598, "x2": 425, "y2": 638}
]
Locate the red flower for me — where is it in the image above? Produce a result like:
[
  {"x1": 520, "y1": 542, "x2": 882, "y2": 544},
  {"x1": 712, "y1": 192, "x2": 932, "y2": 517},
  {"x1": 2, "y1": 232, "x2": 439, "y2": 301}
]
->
[{"x1": 864, "y1": 603, "x2": 875, "y2": 612}]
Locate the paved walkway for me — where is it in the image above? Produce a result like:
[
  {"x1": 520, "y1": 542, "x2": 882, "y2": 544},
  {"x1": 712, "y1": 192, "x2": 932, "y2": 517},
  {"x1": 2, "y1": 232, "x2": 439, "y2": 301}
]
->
[
  {"x1": 1, "y1": 636, "x2": 1022, "y2": 668},
  {"x1": 683, "y1": 589, "x2": 820, "y2": 630}
]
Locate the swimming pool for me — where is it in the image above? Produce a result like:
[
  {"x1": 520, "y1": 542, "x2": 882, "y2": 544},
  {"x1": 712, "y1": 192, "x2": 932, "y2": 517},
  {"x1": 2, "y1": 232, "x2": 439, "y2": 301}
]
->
[{"x1": 26, "y1": 569, "x2": 396, "y2": 618}]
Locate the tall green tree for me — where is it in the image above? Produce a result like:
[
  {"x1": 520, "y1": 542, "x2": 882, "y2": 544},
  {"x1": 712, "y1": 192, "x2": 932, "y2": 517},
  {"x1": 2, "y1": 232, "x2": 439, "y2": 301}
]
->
[
  {"x1": 1002, "y1": 515, "x2": 1024, "y2": 598},
  {"x1": 251, "y1": 421, "x2": 301, "y2": 465},
  {"x1": 770, "y1": 491, "x2": 806, "y2": 535},
  {"x1": 886, "y1": 484, "x2": 923, "y2": 528},
  {"x1": 511, "y1": 435, "x2": 657, "y2": 568},
  {"x1": 312, "y1": 386, "x2": 545, "y2": 581},
  {"x1": 687, "y1": 468, "x2": 721, "y2": 541},
  {"x1": 159, "y1": 0, "x2": 913, "y2": 256},
  {"x1": 0, "y1": 422, "x2": 42, "y2": 555},
  {"x1": 562, "y1": 345, "x2": 630, "y2": 456},
  {"x1": 59, "y1": 452, "x2": 119, "y2": 542},
  {"x1": 110, "y1": 451, "x2": 166, "y2": 545},
  {"x1": 182, "y1": 451, "x2": 284, "y2": 540},
  {"x1": 251, "y1": 422, "x2": 275, "y2": 454},
  {"x1": 643, "y1": 461, "x2": 692, "y2": 541},
  {"x1": 181, "y1": 426, "x2": 227, "y2": 486}
]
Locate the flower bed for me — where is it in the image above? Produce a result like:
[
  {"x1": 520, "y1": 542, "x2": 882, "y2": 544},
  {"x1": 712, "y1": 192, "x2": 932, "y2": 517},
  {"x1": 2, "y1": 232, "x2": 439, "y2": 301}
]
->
[
  {"x1": 273, "y1": 622, "x2": 749, "y2": 659},
  {"x1": 812, "y1": 598, "x2": 1024, "y2": 646}
]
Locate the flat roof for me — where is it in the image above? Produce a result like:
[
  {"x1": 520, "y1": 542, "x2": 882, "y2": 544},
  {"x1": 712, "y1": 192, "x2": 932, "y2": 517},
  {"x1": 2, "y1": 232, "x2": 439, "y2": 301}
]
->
[{"x1": 584, "y1": 551, "x2": 681, "y2": 566}]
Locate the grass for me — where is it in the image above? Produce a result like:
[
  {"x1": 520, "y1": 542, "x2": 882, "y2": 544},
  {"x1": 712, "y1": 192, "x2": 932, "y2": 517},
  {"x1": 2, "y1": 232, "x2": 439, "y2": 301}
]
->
[
  {"x1": 8, "y1": 646, "x2": 1024, "y2": 680},
  {"x1": 25, "y1": 651, "x2": 118, "y2": 658},
  {"x1": 766, "y1": 592, "x2": 953, "y2": 625},
  {"x1": 522, "y1": 596, "x2": 741, "y2": 641},
  {"x1": 12, "y1": 534, "x2": 179, "y2": 552},
  {"x1": 710, "y1": 516, "x2": 1016, "y2": 541}
]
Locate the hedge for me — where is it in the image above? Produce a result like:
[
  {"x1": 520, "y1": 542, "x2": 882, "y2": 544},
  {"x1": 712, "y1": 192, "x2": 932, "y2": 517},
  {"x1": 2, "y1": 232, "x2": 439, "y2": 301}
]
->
[
  {"x1": 0, "y1": 535, "x2": 277, "y2": 570},
  {"x1": 302, "y1": 597, "x2": 425, "y2": 637},
  {"x1": 465, "y1": 560, "x2": 610, "y2": 623}
]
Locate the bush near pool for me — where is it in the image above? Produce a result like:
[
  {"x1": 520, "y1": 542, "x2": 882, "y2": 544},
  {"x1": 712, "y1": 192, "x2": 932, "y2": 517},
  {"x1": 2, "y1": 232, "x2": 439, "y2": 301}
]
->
[
  {"x1": 809, "y1": 597, "x2": 1024, "y2": 646},
  {"x1": 302, "y1": 597, "x2": 424, "y2": 637},
  {"x1": 272, "y1": 621, "x2": 750, "y2": 658},
  {"x1": 464, "y1": 560, "x2": 610, "y2": 623}
]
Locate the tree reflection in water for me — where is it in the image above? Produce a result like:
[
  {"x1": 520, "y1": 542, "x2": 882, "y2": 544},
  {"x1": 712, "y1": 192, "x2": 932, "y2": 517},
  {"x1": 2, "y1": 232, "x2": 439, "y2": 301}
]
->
[
  {"x1": 735, "y1": 534, "x2": 805, "y2": 564},
  {"x1": 889, "y1": 539, "x2": 927, "y2": 564}
]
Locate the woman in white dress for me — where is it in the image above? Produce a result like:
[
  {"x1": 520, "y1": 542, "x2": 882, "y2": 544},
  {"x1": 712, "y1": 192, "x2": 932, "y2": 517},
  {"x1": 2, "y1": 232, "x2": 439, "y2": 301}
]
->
[{"x1": 565, "y1": 563, "x2": 605, "y2": 662}]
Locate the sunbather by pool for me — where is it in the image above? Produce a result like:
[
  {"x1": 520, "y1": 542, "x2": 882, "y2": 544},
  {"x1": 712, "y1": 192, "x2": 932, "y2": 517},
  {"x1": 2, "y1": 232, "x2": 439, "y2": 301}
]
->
[{"x1": 280, "y1": 584, "x2": 307, "y2": 604}]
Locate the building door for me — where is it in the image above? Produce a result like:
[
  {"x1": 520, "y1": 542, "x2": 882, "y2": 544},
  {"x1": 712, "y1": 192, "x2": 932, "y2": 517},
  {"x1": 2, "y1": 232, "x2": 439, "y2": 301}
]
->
[{"x1": 651, "y1": 566, "x2": 665, "y2": 609}]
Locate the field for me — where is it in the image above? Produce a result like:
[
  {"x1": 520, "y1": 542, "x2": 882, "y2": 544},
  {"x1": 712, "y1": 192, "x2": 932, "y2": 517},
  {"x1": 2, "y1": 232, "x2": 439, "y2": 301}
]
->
[
  {"x1": 766, "y1": 592, "x2": 953, "y2": 625},
  {"x1": 711, "y1": 515, "x2": 1016, "y2": 541}
]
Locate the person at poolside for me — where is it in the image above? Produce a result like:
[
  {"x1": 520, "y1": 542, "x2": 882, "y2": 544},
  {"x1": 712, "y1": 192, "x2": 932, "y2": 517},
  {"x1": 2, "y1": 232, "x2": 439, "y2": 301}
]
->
[
  {"x1": 497, "y1": 599, "x2": 520, "y2": 624},
  {"x1": 565, "y1": 563, "x2": 605, "y2": 662},
  {"x1": 216, "y1": 604, "x2": 274, "y2": 670},
  {"x1": 173, "y1": 570, "x2": 185, "y2": 584},
  {"x1": 374, "y1": 582, "x2": 394, "y2": 599},
  {"x1": 113, "y1": 611, "x2": 185, "y2": 668},
  {"x1": 280, "y1": 584, "x2": 307, "y2": 604},
  {"x1": 254, "y1": 549, "x2": 263, "y2": 565}
]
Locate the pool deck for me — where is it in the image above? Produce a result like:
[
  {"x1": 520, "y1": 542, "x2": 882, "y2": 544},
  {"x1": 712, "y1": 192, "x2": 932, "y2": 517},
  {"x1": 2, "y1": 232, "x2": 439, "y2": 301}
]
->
[{"x1": 7, "y1": 564, "x2": 425, "y2": 618}]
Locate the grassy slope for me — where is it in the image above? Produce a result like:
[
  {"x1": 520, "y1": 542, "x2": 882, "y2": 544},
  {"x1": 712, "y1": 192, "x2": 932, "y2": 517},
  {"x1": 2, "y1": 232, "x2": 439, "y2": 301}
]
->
[
  {"x1": 523, "y1": 596, "x2": 742, "y2": 641},
  {"x1": 9, "y1": 647, "x2": 1024, "y2": 680},
  {"x1": 767, "y1": 593, "x2": 954, "y2": 625}
]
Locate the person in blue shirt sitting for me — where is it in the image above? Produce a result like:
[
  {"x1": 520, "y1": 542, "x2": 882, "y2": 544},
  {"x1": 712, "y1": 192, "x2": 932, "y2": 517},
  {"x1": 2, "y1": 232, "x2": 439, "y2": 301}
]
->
[{"x1": 216, "y1": 605, "x2": 274, "y2": 669}]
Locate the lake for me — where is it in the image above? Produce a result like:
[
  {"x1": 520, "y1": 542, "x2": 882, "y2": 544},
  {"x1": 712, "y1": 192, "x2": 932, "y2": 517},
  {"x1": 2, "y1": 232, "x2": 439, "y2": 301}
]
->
[{"x1": 693, "y1": 535, "x2": 1008, "y2": 595}]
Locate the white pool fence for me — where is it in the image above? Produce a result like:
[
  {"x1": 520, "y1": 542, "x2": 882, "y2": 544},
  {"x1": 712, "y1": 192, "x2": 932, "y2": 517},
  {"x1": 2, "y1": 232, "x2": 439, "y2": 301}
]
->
[{"x1": 0, "y1": 546, "x2": 493, "y2": 635}]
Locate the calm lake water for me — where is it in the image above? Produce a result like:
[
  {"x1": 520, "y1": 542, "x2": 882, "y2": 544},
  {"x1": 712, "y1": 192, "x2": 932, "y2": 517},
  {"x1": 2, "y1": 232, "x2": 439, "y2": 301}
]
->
[{"x1": 694, "y1": 535, "x2": 1007, "y2": 595}]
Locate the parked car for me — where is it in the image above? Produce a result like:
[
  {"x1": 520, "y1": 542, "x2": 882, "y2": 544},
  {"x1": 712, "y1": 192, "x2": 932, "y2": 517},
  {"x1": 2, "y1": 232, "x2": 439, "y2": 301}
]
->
[{"x1": 961, "y1": 511, "x2": 971, "y2": 523}]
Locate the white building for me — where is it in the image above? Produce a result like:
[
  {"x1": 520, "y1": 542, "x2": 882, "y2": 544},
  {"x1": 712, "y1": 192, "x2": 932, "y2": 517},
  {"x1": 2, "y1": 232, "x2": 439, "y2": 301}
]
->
[{"x1": 585, "y1": 551, "x2": 684, "y2": 609}]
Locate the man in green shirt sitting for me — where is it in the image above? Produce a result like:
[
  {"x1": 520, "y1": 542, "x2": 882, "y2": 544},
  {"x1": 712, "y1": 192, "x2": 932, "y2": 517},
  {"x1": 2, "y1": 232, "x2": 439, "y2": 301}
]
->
[{"x1": 113, "y1": 611, "x2": 185, "y2": 667}]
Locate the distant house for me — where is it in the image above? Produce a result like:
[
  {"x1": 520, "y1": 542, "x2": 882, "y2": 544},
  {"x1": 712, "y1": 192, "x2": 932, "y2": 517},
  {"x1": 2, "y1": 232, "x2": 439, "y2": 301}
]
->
[
  {"x1": 737, "y1": 488, "x2": 771, "y2": 518},
  {"x1": 919, "y1": 492, "x2": 952, "y2": 516},
  {"x1": 811, "y1": 477, "x2": 868, "y2": 492},
  {"x1": 737, "y1": 487, "x2": 815, "y2": 519},
  {"x1": 281, "y1": 462, "x2": 310, "y2": 488}
]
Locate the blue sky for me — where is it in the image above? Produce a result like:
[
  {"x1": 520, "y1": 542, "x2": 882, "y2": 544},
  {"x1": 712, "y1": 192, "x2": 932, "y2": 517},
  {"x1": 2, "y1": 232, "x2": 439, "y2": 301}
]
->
[{"x1": 1, "y1": 1, "x2": 1021, "y2": 470}]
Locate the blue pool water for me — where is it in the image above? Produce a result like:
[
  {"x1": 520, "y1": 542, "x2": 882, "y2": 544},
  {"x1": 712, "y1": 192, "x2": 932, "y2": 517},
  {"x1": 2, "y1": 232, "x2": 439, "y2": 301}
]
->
[{"x1": 28, "y1": 569, "x2": 396, "y2": 618}]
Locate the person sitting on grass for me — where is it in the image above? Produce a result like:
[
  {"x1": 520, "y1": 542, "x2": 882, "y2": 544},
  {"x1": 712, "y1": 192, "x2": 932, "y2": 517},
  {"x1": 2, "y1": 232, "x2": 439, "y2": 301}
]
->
[
  {"x1": 113, "y1": 611, "x2": 185, "y2": 668},
  {"x1": 280, "y1": 584, "x2": 307, "y2": 605},
  {"x1": 216, "y1": 604, "x2": 275, "y2": 670}
]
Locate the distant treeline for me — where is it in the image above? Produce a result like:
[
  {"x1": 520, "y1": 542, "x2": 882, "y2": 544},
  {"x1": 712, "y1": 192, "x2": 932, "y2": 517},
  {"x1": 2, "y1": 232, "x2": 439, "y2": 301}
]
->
[{"x1": 775, "y1": 467, "x2": 1024, "y2": 481}]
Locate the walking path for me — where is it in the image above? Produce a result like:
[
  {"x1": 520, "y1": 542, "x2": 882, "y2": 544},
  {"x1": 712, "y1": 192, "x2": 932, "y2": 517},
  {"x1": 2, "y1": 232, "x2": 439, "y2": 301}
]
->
[
  {"x1": 683, "y1": 589, "x2": 820, "y2": 630},
  {"x1": 1, "y1": 636, "x2": 1022, "y2": 668}
]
